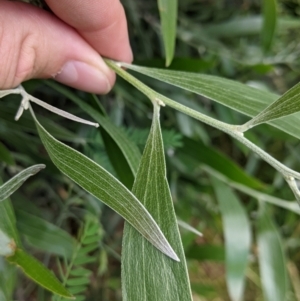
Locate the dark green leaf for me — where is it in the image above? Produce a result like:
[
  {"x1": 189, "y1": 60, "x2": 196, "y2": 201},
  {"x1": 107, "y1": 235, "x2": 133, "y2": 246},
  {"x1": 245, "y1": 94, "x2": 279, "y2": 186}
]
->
[
  {"x1": 180, "y1": 137, "x2": 264, "y2": 189},
  {"x1": 7, "y1": 249, "x2": 73, "y2": 299},
  {"x1": 0, "y1": 142, "x2": 15, "y2": 165},
  {"x1": 185, "y1": 245, "x2": 225, "y2": 261},
  {"x1": 66, "y1": 278, "x2": 90, "y2": 287},
  {"x1": 16, "y1": 210, "x2": 75, "y2": 258}
]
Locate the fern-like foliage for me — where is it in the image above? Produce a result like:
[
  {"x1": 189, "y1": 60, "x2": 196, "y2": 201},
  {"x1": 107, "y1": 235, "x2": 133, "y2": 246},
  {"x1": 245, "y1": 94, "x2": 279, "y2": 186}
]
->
[
  {"x1": 126, "y1": 127, "x2": 183, "y2": 149},
  {"x1": 53, "y1": 215, "x2": 103, "y2": 301}
]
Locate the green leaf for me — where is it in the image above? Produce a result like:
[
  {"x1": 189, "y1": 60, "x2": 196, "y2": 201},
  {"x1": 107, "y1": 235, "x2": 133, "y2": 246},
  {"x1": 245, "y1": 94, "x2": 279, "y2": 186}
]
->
[
  {"x1": 30, "y1": 106, "x2": 178, "y2": 261},
  {"x1": 66, "y1": 277, "x2": 90, "y2": 287},
  {"x1": 177, "y1": 220, "x2": 202, "y2": 237},
  {"x1": 180, "y1": 137, "x2": 264, "y2": 189},
  {"x1": 120, "y1": 63, "x2": 300, "y2": 140},
  {"x1": 122, "y1": 104, "x2": 192, "y2": 300},
  {"x1": 211, "y1": 177, "x2": 251, "y2": 301},
  {"x1": 257, "y1": 203, "x2": 287, "y2": 301},
  {"x1": 203, "y1": 166, "x2": 300, "y2": 215},
  {"x1": 0, "y1": 142, "x2": 14, "y2": 165},
  {"x1": 0, "y1": 257, "x2": 16, "y2": 301},
  {"x1": 204, "y1": 16, "x2": 300, "y2": 38},
  {"x1": 16, "y1": 210, "x2": 75, "y2": 258},
  {"x1": 0, "y1": 196, "x2": 22, "y2": 248},
  {"x1": 262, "y1": 0, "x2": 277, "y2": 52},
  {"x1": 100, "y1": 128, "x2": 135, "y2": 188},
  {"x1": 185, "y1": 245, "x2": 225, "y2": 261},
  {"x1": 7, "y1": 249, "x2": 73, "y2": 299},
  {"x1": 0, "y1": 164, "x2": 45, "y2": 202},
  {"x1": 242, "y1": 82, "x2": 300, "y2": 131},
  {"x1": 44, "y1": 81, "x2": 141, "y2": 185},
  {"x1": 157, "y1": 0, "x2": 178, "y2": 66}
]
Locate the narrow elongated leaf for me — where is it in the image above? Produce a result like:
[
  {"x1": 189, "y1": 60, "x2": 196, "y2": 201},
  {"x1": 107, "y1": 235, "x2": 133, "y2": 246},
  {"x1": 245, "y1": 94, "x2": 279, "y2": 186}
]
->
[
  {"x1": 204, "y1": 166, "x2": 300, "y2": 214},
  {"x1": 44, "y1": 81, "x2": 141, "y2": 181},
  {"x1": 100, "y1": 129, "x2": 135, "y2": 188},
  {"x1": 185, "y1": 245, "x2": 225, "y2": 261},
  {"x1": 257, "y1": 202, "x2": 287, "y2": 301},
  {"x1": 7, "y1": 249, "x2": 73, "y2": 299},
  {"x1": 158, "y1": 0, "x2": 178, "y2": 66},
  {"x1": 30, "y1": 107, "x2": 178, "y2": 261},
  {"x1": 242, "y1": 82, "x2": 300, "y2": 130},
  {"x1": 0, "y1": 142, "x2": 14, "y2": 165},
  {"x1": 177, "y1": 219, "x2": 202, "y2": 237},
  {"x1": 0, "y1": 257, "x2": 16, "y2": 301},
  {"x1": 0, "y1": 178, "x2": 21, "y2": 247},
  {"x1": 0, "y1": 165, "x2": 45, "y2": 202},
  {"x1": 122, "y1": 104, "x2": 192, "y2": 300},
  {"x1": 120, "y1": 63, "x2": 300, "y2": 139},
  {"x1": 16, "y1": 210, "x2": 75, "y2": 258},
  {"x1": 180, "y1": 137, "x2": 264, "y2": 189},
  {"x1": 262, "y1": 0, "x2": 277, "y2": 52},
  {"x1": 204, "y1": 16, "x2": 296, "y2": 38},
  {"x1": 211, "y1": 177, "x2": 251, "y2": 301}
]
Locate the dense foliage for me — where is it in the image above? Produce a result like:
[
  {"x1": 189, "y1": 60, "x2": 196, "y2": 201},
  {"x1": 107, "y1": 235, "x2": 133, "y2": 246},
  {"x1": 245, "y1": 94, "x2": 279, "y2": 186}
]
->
[{"x1": 2, "y1": 0, "x2": 300, "y2": 300}]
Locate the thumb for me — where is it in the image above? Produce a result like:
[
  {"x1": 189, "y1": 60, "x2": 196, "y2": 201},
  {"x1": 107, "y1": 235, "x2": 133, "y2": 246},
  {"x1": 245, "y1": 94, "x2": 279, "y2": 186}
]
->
[{"x1": 0, "y1": 2, "x2": 115, "y2": 94}]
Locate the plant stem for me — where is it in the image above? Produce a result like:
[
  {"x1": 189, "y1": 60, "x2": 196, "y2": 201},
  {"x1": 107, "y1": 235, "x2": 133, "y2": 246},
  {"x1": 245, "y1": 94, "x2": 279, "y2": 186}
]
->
[{"x1": 106, "y1": 59, "x2": 300, "y2": 199}]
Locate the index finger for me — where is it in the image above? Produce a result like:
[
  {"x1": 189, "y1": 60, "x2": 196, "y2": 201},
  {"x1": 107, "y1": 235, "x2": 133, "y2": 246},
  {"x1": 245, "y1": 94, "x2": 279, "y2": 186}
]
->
[{"x1": 45, "y1": 0, "x2": 133, "y2": 63}]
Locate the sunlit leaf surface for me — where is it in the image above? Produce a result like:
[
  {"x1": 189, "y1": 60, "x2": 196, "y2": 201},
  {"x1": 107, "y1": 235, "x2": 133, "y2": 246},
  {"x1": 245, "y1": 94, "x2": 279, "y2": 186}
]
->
[
  {"x1": 122, "y1": 104, "x2": 192, "y2": 300},
  {"x1": 31, "y1": 106, "x2": 178, "y2": 261},
  {"x1": 243, "y1": 82, "x2": 300, "y2": 130},
  {"x1": 0, "y1": 165, "x2": 45, "y2": 202},
  {"x1": 120, "y1": 63, "x2": 300, "y2": 139}
]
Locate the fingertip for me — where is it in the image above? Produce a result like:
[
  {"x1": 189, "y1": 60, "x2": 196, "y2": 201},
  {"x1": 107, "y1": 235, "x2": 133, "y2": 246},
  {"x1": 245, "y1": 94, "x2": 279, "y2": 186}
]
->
[{"x1": 54, "y1": 60, "x2": 116, "y2": 94}]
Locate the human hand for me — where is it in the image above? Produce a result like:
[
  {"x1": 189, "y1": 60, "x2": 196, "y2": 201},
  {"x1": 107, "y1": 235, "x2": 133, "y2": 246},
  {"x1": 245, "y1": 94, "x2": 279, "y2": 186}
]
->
[{"x1": 0, "y1": 0, "x2": 132, "y2": 93}]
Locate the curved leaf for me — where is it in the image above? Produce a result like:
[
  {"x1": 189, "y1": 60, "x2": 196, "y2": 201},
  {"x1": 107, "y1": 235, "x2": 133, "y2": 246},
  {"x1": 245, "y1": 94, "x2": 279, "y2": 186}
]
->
[
  {"x1": 257, "y1": 202, "x2": 287, "y2": 301},
  {"x1": 0, "y1": 165, "x2": 45, "y2": 202},
  {"x1": 212, "y1": 177, "x2": 251, "y2": 301},
  {"x1": 44, "y1": 81, "x2": 141, "y2": 186},
  {"x1": 30, "y1": 106, "x2": 178, "y2": 261},
  {"x1": 122, "y1": 104, "x2": 192, "y2": 300},
  {"x1": 7, "y1": 249, "x2": 73, "y2": 299}
]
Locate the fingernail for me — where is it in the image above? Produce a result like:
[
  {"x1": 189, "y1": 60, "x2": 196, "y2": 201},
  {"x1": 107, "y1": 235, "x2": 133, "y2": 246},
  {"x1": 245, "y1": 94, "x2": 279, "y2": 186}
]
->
[{"x1": 54, "y1": 61, "x2": 111, "y2": 94}]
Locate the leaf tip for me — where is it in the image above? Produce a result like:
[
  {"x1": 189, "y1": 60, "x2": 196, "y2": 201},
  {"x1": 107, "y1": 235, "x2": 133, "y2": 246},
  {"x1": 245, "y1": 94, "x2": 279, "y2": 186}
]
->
[{"x1": 168, "y1": 249, "x2": 180, "y2": 262}]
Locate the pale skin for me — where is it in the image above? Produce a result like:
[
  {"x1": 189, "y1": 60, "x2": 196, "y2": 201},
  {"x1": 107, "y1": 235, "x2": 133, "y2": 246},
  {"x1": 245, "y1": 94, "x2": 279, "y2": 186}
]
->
[{"x1": 0, "y1": 0, "x2": 133, "y2": 93}]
